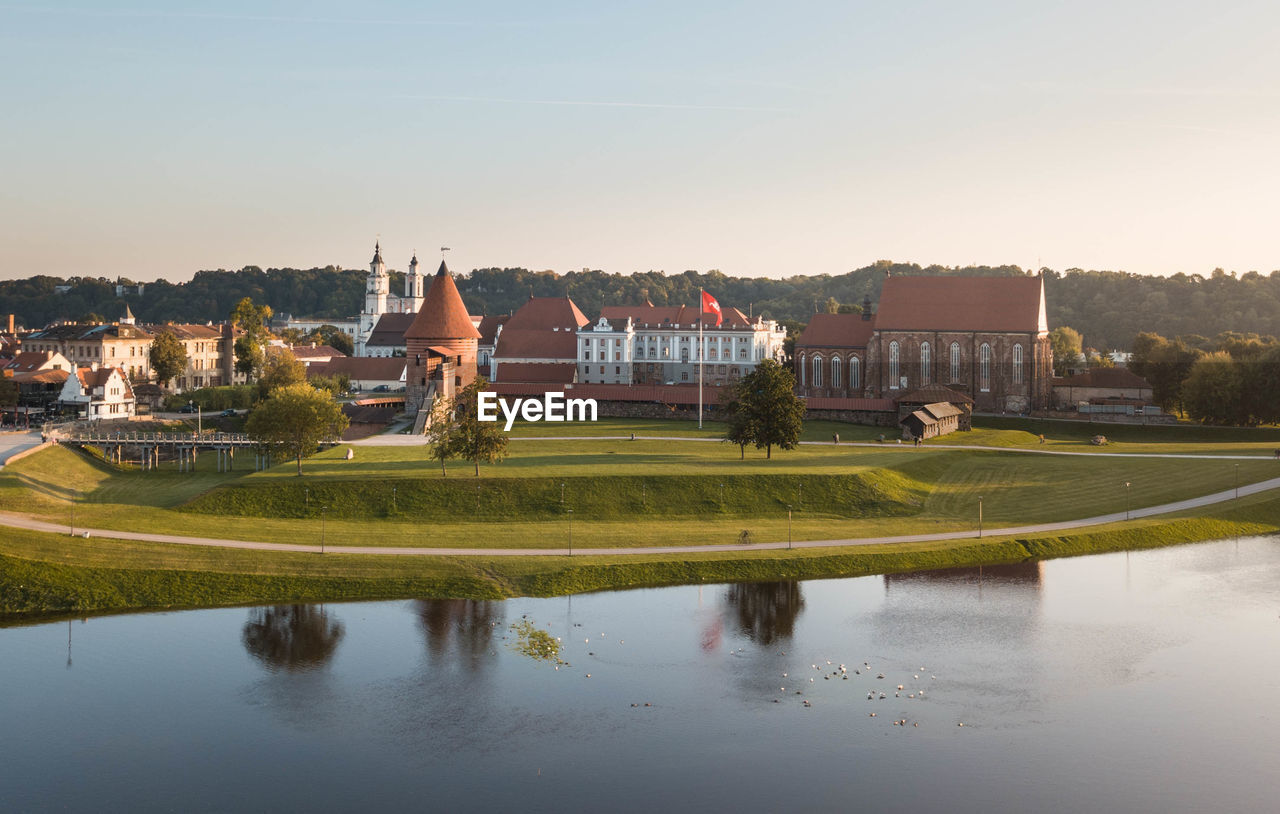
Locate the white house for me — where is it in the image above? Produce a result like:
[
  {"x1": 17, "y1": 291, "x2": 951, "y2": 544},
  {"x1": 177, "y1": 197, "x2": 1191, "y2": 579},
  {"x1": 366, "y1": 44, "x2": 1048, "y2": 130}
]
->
[{"x1": 59, "y1": 365, "x2": 136, "y2": 420}]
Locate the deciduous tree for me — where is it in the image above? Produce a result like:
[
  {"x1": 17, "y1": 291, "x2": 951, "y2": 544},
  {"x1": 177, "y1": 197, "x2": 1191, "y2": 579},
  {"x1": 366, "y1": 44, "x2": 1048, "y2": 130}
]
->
[
  {"x1": 245, "y1": 383, "x2": 348, "y2": 475},
  {"x1": 723, "y1": 359, "x2": 805, "y2": 459},
  {"x1": 148, "y1": 330, "x2": 188, "y2": 389}
]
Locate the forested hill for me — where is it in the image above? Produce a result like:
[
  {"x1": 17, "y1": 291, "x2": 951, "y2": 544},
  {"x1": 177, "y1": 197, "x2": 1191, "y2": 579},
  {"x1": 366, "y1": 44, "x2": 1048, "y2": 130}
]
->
[{"x1": 3, "y1": 261, "x2": 1278, "y2": 351}]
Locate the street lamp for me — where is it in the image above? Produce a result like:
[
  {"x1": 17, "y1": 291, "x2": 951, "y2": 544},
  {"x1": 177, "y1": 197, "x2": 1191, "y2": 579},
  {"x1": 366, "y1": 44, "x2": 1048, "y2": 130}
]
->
[
  {"x1": 977, "y1": 495, "x2": 984, "y2": 538},
  {"x1": 1235, "y1": 464, "x2": 1239, "y2": 500},
  {"x1": 320, "y1": 506, "x2": 329, "y2": 554},
  {"x1": 567, "y1": 508, "x2": 573, "y2": 556},
  {"x1": 305, "y1": 486, "x2": 310, "y2": 508},
  {"x1": 392, "y1": 485, "x2": 397, "y2": 512},
  {"x1": 720, "y1": 482, "x2": 725, "y2": 507},
  {"x1": 1125, "y1": 482, "x2": 1131, "y2": 521},
  {"x1": 69, "y1": 489, "x2": 77, "y2": 537}
]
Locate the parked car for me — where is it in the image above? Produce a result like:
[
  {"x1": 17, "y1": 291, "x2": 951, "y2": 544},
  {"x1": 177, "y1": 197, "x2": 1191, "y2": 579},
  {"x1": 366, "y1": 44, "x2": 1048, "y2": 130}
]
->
[
  {"x1": 178, "y1": 404, "x2": 197, "y2": 414},
  {"x1": 372, "y1": 384, "x2": 390, "y2": 393},
  {"x1": 220, "y1": 408, "x2": 237, "y2": 417}
]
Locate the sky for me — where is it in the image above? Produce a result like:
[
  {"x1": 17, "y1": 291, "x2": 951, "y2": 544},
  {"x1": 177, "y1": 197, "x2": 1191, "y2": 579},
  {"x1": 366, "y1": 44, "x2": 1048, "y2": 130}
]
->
[{"x1": 1, "y1": 0, "x2": 1277, "y2": 282}]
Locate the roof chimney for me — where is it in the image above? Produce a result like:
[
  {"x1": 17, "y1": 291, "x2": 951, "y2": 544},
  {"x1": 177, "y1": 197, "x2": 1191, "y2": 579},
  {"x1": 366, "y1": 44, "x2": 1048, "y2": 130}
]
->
[
  {"x1": 862, "y1": 294, "x2": 873, "y2": 321},
  {"x1": 5, "y1": 313, "x2": 13, "y2": 334}
]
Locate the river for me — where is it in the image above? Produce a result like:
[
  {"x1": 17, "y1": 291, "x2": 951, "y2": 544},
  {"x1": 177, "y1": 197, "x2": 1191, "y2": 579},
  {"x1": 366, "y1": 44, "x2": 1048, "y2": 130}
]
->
[{"x1": 3, "y1": 537, "x2": 1279, "y2": 813}]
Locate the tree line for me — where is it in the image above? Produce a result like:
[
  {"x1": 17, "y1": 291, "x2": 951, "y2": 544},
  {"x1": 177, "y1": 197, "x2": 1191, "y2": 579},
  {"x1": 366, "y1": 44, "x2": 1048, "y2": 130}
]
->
[
  {"x1": 1130, "y1": 331, "x2": 1280, "y2": 426},
  {"x1": 6, "y1": 262, "x2": 1279, "y2": 352}
]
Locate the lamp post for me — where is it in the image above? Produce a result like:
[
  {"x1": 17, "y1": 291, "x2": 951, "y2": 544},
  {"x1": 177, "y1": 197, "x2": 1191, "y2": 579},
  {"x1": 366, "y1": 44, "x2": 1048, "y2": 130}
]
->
[
  {"x1": 392, "y1": 485, "x2": 397, "y2": 512},
  {"x1": 70, "y1": 489, "x2": 77, "y2": 537},
  {"x1": 787, "y1": 504, "x2": 792, "y2": 550},
  {"x1": 977, "y1": 495, "x2": 983, "y2": 538},
  {"x1": 1125, "y1": 482, "x2": 1131, "y2": 521},
  {"x1": 720, "y1": 482, "x2": 725, "y2": 508},
  {"x1": 567, "y1": 508, "x2": 573, "y2": 556},
  {"x1": 1235, "y1": 464, "x2": 1239, "y2": 500},
  {"x1": 305, "y1": 487, "x2": 310, "y2": 509},
  {"x1": 320, "y1": 506, "x2": 328, "y2": 554},
  {"x1": 560, "y1": 481, "x2": 565, "y2": 506}
]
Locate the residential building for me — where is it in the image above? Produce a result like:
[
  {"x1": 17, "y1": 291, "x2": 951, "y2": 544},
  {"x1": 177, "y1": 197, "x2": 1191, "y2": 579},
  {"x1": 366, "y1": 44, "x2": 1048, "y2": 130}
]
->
[
  {"x1": 21, "y1": 308, "x2": 155, "y2": 383},
  {"x1": 59, "y1": 365, "x2": 136, "y2": 420},
  {"x1": 147, "y1": 322, "x2": 240, "y2": 389}
]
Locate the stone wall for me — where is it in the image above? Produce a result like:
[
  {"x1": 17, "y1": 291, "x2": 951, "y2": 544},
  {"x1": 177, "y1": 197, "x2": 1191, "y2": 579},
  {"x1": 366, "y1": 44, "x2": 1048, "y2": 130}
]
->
[{"x1": 804, "y1": 407, "x2": 897, "y2": 427}]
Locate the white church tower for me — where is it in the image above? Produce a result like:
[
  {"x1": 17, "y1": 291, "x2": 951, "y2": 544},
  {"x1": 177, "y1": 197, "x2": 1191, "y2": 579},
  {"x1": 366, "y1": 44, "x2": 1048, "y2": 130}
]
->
[
  {"x1": 356, "y1": 241, "x2": 390, "y2": 355},
  {"x1": 403, "y1": 251, "x2": 424, "y2": 313}
]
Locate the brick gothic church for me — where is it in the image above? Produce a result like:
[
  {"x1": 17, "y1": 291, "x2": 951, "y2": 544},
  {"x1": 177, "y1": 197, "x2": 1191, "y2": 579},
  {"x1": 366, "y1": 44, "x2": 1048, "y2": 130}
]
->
[
  {"x1": 795, "y1": 273, "x2": 1053, "y2": 413},
  {"x1": 404, "y1": 260, "x2": 480, "y2": 416}
]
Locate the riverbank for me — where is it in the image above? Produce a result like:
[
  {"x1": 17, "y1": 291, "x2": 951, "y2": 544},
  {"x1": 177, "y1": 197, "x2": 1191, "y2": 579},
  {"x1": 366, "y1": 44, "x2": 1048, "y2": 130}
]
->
[{"x1": 4, "y1": 489, "x2": 1277, "y2": 622}]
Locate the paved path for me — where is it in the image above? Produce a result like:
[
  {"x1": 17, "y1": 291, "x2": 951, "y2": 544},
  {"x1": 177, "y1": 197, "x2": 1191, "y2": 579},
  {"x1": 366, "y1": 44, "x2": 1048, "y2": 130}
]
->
[
  {"x1": 352, "y1": 432, "x2": 1280, "y2": 461},
  {"x1": 0, "y1": 431, "x2": 45, "y2": 467},
  {"x1": 4, "y1": 475, "x2": 1278, "y2": 558}
]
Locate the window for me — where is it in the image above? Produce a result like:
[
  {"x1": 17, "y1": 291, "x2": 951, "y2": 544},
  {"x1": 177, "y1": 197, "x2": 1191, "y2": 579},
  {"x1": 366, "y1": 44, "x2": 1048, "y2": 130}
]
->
[
  {"x1": 980, "y1": 343, "x2": 992, "y2": 391},
  {"x1": 615, "y1": 351, "x2": 621, "y2": 361},
  {"x1": 831, "y1": 357, "x2": 841, "y2": 389},
  {"x1": 949, "y1": 342, "x2": 961, "y2": 382},
  {"x1": 849, "y1": 356, "x2": 860, "y2": 389},
  {"x1": 1013, "y1": 343, "x2": 1024, "y2": 384},
  {"x1": 920, "y1": 342, "x2": 931, "y2": 385},
  {"x1": 812, "y1": 355, "x2": 823, "y2": 388},
  {"x1": 615, "y1": 366, "x2": 621, "y2": 375},
  {"x1": 799, "y1": 353, "x2": 806, "y2": 386},
  {"x1": 599, "y1": 351, "x2": 605, "y2": 361},
  {"x1": 648, "y1": 348, "x2": 656, "y2": 359},
  {"x1": 739, "y1": 348, "x2": 747, "y2": 359},
  {"x1": 681, "y1": 372, "x2": 689, "y2": 381},
  {"x1": 888, "y1": 341, "x2": 900, "y2": 388}
]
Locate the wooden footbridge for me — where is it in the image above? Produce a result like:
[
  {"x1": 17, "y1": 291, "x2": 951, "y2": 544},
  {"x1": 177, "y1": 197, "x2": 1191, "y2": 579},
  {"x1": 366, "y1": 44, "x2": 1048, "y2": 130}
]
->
[{"x1": 58, "y1": 429, "x2": 269, "y2": 472}]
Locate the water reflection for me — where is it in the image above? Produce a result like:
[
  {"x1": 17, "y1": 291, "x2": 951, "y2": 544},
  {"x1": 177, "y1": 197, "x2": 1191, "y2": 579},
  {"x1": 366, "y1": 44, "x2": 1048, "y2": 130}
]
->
[
  {"x1": 884, "y1": 561, "x2": 1043, "y2": 591},
  {"x1": 415, "y1": 599, "x2": 504, "y2": 671},
  {"x1": 242, "y1": 605, "x2": 345, "y2": 672},
  {"x1": 723, "y1": 581, "x2": 804, "y2": 645}
]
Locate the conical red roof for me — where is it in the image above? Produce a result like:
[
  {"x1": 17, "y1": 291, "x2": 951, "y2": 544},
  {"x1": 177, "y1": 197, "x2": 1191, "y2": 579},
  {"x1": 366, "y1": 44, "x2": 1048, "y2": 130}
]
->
[{"x1": 405, "y1": 261, "x2": 481, "y2": 340}]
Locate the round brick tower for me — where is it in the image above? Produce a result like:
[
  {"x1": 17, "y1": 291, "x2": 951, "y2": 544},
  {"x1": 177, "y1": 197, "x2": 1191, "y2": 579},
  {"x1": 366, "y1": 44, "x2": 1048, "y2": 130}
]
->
[{"x1": 404, "y1": 260, "x2": 480, "y2": 411}]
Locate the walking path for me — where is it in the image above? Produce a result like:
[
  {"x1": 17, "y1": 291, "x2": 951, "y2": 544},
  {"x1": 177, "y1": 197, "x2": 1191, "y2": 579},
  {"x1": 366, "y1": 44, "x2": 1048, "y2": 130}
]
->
[
  {"x1": 353, "y1": 432, "x2": 1279, "y2": 461},
  {"x1": 0, "y1": 431, "x2": 45, "y2": 468},
  {"x1": 4, "y1": 474, "x2": 1278, "y2": 558}
]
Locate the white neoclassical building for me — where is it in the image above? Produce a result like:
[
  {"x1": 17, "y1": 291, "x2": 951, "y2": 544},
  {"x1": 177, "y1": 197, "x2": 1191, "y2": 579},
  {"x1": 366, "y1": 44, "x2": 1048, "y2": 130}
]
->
[{"x1": 577, "y1": 303, "x2": 787, "y2": 386}]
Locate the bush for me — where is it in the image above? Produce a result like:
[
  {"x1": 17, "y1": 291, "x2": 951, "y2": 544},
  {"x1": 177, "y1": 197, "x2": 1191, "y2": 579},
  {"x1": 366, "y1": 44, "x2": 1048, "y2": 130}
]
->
[{"x1": 163, "y1": 385, "x2": 258, "y2": 412}]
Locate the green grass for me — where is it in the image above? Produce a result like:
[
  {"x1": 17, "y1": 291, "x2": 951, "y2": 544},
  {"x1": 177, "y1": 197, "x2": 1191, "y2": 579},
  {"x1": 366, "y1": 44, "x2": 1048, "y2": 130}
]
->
[
  {"x1": 4, "y1": 488, "x2": 1278, "y2": 621},
  {"x1": 3, "y1": 440, "x2": 1278, "y2": 550}
]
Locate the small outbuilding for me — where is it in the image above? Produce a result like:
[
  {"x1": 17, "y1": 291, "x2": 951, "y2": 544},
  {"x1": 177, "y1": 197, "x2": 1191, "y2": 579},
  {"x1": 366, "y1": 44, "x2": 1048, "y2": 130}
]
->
[{"x1": 899, "y1": 401, "x2": 964, "y2": 441}]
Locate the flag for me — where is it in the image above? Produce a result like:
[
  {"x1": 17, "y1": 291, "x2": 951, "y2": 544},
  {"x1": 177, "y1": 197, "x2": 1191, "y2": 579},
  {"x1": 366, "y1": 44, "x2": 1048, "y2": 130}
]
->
[{"x1": 701, "y1": 290, "x2": 723, "y2": 327}]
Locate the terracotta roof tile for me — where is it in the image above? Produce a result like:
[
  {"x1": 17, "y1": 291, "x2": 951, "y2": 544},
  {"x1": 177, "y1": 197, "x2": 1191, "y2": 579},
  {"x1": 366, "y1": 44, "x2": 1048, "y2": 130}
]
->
[
  {"x1": 505, "y1": 297, "x2": 589, "y2": 331},
  {"x1": 493, "y1": 328, "x2": 579, "y2": 360},
  {"x1": 796, "y1": 314, "x2": 875, "y2": 348},
  {"x1": 309, "y1": 357, "x2": 406, "y2": 380},
  {"x1": 404, "y1": 261, "x2": 481, "y2": 340},
  {"x1": 476, "y1": 314, "x2": 511, "y2": 344},
  {"x1": 895, "y1": 384, "x2": 974, "y2": 405},
  {"x1": 874, "y1": 275, "x2": 1047, "y2": 333},
  {"x1": 367, "y1": 313, "x2": 415, "y2": 345}
]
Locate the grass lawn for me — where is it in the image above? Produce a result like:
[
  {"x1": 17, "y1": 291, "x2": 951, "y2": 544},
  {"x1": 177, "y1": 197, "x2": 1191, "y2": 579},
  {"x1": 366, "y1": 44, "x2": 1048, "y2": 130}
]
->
[{"x1": 2, "y1": 437, "x2": 1278, "y2": 550}]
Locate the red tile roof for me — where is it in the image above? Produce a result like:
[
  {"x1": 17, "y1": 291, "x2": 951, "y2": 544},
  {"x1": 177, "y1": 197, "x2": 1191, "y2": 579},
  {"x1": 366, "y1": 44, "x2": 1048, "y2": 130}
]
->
[
  {"x1": 367, "y1": 313, "x2": 415, "y2": 346},
  {"x1": 874, "y1": 275, "x2": 1047, "y2": 333},
  {"x1": 12, "y1": 369, "x2": 68, "y2": 385},
  {"x1": 148, "y1": 323, "x2": 224, "y2": 340},
  {"x1": 488, "y1": 381, "x2": 728, "y2": 405},
  {"x1": 599, "y1": 303, "x2": 753, "y2": 329},
  {"x1": 476, "y1": 314, "x2": 511, "y2": 344},
  {"x1": 493, "y1": 362, "x2": 579, "y2": 384},
  {"x1": 505, "y1": 297, "x2": 589, "y2": 331},
  {"x1": 493, "y1": 328, "x2": 579, "y2": 360},
  {"x1": 3, "y1": 351, "x2": 62, "y2": 372},
  {"x1": 796, "y1": 314, "x2": 875, "y2": 348},
  {"x1": 404, "y1": 261, "x2": 481, "y2": 340},
  {"x1": 288, "y1": 344, "x2": 345, "y2": 359},
  {"x1": 309, "y1": 357, "x2": 406, "y2": 381},
  {"x1": 895, "y1": 384, "x2": 974, "y2": 405}
]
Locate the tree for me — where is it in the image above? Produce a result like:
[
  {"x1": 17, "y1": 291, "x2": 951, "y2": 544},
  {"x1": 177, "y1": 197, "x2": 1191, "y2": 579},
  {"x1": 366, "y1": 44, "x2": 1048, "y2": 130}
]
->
[
  {"x1": 1048, "y1": 327, "x2": 1083, "y2": 375},
  {"x1": 306, "y1": 324, "x2": 354, "y2": 357},
  {"x1": 245, "y1": 383, "x2": 348, "y2": 475},
  {"x1": 424, "y1": 395, "x2": 456, "y2": 477},
  {"x1": 722, "y1": 359, "x2": 805, "y2": 459},
  {"x1": 148, "y1": 331, "x2": 188, "y2": 389},
  {"x1": 232, "y1": 297, "x2": 273, "y2": 379},
  {"x1": 448, "y1": 378, "x2": 509, "y2": 476},
  {"x1": 718, "y1": 387, "x2": 756, "y2": 460},
  {"x1": 1181, "y1": 352, "x2": 1241, "y2": 425},
  {"x1": 257, "y1": 347, "x2": 306, "y2": 398},
  {"x1": 0, "y1": 377, "x2": 18, "y2": 423}
]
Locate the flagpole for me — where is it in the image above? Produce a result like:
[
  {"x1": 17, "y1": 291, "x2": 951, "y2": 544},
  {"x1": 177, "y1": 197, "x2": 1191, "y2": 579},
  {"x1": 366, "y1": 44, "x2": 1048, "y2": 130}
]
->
[{"x1": 698, "y1": 288, "x2": 704, "y2": 429}]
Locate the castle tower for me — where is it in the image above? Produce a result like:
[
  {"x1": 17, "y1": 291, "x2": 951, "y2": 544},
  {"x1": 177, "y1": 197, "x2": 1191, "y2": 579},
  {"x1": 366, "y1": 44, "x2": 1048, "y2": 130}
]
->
[
  {"x1": 404, "y1": 260, "x2": 481, "y2": 414},
  {"x1": 404, "y1": 251, "x2": 424, "y2": 313}
]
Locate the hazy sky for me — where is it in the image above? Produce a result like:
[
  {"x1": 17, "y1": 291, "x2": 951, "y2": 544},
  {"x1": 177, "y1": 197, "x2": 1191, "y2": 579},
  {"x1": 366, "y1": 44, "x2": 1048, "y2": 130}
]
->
[{"x1": 2, "y1": 1, "x2": 1277, "y2": 282}]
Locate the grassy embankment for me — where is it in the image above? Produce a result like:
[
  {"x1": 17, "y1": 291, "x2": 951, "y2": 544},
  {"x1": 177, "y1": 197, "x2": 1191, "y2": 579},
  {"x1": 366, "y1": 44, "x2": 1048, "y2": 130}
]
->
[{"x1": 2, "y1": 415, "x2": 1279, "y2": 619}]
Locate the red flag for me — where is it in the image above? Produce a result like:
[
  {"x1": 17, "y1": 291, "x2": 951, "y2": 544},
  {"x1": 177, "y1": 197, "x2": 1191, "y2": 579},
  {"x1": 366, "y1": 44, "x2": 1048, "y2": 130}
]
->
[{"x1": 701, "y1": 290, "x2": 723, "y2": 327}]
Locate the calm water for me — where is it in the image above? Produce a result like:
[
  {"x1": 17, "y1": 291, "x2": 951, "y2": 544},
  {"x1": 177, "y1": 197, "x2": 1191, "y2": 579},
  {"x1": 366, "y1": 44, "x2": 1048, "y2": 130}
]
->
[{"x1": 3, "y1": 538, "x2": 1280, "y2": 813}]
